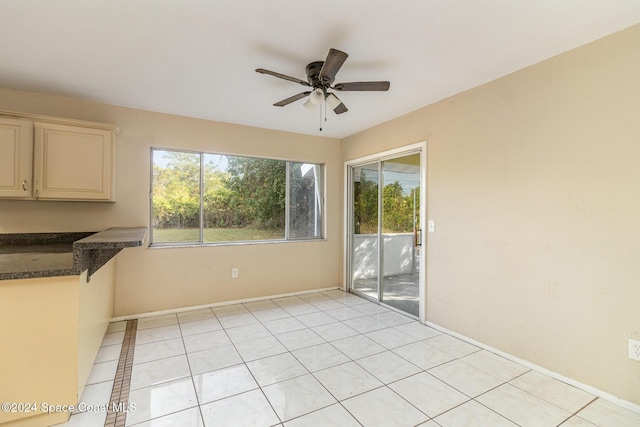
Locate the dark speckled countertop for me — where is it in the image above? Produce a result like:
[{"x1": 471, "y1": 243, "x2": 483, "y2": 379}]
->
[{"x1": 0, "y1": 228, "x2": 146, "y2": 281}]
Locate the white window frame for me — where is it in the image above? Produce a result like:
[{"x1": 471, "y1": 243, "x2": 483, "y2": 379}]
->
[{"x1": 149, "y1": 147, "x2": 325, "y2": 248}]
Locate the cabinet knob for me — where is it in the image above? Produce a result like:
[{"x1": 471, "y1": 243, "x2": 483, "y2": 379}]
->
[{"x1": 22, "y1": 180, "x2": 28, "y2": 191}]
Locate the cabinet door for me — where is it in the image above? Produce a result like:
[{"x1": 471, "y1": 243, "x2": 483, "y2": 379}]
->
[
  {"x1": 0, "y1": 118, "x2": 33, "y2": 199},
  {"x1": 34, "y1": 122, "x2": 114, "y2": 201}
]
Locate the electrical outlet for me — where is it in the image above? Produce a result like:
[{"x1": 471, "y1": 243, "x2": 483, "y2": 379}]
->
[
  {"x1": 231, "y1": 268, "x2": 239, "y2": 279},
  {"x1": 629, "y1": 339, "x2": 640, "y2": 361}
]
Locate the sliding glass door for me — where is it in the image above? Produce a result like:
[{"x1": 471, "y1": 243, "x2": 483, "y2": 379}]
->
[
  {"x1": 351, "y1": 162, "x2": 380, "y2": 300},
  {"x1": 349, "y1": 151, "x2": 422, "y2": 317},
  {"x1": 380, "y1": 154, "x2": 420, "y2": 316}
]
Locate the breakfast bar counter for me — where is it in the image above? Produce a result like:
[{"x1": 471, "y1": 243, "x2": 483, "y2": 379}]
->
[
  {"x1": 0, "y1": 227, "x2": 146, "y2": 281},
  {"x1": 0, "y1": 227, "x2": 146, "y2": 425}
]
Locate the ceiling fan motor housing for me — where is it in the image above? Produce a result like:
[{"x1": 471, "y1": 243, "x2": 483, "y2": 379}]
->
[{"x1": 306, "y1": 61, "x2": 330, "y2": 87}]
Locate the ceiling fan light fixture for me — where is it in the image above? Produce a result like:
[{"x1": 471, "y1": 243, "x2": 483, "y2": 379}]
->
[
  {"x1": 309, "y1": 88, "x2": 325, "y2": 105},
  {"x1": 303, "y1": 98, "x2": 316, "y2": 110}
]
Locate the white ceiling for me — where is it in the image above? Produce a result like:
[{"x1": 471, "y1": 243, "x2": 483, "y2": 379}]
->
[{"x1": 1, "y1": 1, "x2": 639, "y2": 139}]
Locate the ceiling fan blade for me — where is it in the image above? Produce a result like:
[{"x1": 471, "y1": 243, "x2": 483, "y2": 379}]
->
[
  {"x1": 326, "y1": 93, "x2": 348, "y2": 114},
  {"x1": 274, "y1": 92, "x2": 311, "y2": 107},
  {"x1": 333, "y1": 81, "x2": 390, "y2": 91},
  {"x1": 333, "y1": 102, "x2": 348, "y2": 114},
  {"x1": 319, "y1": 48, "x2": 348, "y2": 84},
  {"x1": 256, "y1": 68, "x2": 310, "y2": 86}
]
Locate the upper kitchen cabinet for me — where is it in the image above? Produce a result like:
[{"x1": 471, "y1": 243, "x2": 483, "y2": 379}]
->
[
  {"x1": 0, "y1": 117, "x2": 33, "y2": 199},
  {"x1": 0, "y1": 112, "x2": 118, "y2": 202},
  {"x1": 34, "y1": 122, "x2": 115, "y2": 201}
]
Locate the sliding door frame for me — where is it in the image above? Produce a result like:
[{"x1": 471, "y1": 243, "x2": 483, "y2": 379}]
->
[{"x1": 343, "y1": 141, "x2": 427, "y2": 322}]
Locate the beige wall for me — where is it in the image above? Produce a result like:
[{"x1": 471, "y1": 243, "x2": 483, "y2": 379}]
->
[
  {"x1": 0, "y1": 89, "x2": 342, "y2": 316},
  {"x1": 342, "y1": 24, "x2": 640, "y2": 405}
]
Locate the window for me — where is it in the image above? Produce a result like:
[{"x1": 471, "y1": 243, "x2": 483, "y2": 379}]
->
[{"x1": 151, "y1": 149, "x2": 323, "y2": 245}]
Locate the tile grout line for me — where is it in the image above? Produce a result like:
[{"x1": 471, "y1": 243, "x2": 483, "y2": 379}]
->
[
  {"x1": 219, "y1": 304, "x2": 286, "y2": 425},
  {"x1": 240, "y1": 305, "x2": 290, "y2": 426},
  {"x1": 104, "y1": 319, "x2": 137, "y2": 427},
  {"x1": 178, "y1": 310, "x2": 210, "y2": 425},
  {"x1": 557, "y1": 396, "x2": 600, "y2": 426}
]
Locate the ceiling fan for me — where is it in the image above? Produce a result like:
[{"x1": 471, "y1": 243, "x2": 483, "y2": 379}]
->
[{"x1": 255, "y1": 48, "x2": 390, "y2": 115}]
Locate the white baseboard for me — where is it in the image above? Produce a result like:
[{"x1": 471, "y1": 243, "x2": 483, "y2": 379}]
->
[
  {"x1": 425, "y1": 321, "x2": 640, "y2": 415},
  {"x1": 111, "y1": 286, "x2": 340, "y2": 322}
]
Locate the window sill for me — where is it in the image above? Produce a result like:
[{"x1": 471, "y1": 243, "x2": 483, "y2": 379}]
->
[{"x1": 147, "y1": 237, "x2": 325, "y2": 250}]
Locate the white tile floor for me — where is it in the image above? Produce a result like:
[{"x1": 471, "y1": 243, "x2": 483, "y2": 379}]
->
[{"x1": 62, "y1": 290, "x2": 640, "y2": 427}]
